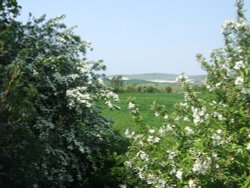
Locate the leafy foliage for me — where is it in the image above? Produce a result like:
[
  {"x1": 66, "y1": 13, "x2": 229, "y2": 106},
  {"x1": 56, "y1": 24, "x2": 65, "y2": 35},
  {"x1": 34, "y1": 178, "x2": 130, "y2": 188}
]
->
[
  {"x1": 110, "y1": 75, "x2": 124, "y2": 92},
  {"x1": 0, "y1": 2, "x2": 122, "y2": 187},
  {"x1": 121, "y1": 1, "x2": 250, "y2": 187}
]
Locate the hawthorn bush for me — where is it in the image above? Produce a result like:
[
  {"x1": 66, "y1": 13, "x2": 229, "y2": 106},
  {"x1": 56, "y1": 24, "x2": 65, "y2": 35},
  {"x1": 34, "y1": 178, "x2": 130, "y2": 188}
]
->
[
  {"x1": 0, "y1": 1, "x2": 124, "y2": 187},
  {"x1": 121, "y1": 1, "x2": 250, "y2": 187}
]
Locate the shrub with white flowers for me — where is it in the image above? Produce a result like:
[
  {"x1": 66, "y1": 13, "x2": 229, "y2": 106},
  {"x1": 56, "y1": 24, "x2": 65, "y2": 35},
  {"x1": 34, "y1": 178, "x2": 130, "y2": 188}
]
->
[
  {"x1": 0, "y1": 1, "x2": 121, "y2": 187},
  {"x1": 121, "y1": 1, "x2": 250, "y2": 187}
]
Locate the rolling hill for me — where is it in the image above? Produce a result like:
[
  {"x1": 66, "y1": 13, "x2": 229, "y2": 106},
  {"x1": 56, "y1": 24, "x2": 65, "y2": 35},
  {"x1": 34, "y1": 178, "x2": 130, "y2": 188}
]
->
[{"x1": 108, "y1": 73, "x2": 206, "y2": 84}]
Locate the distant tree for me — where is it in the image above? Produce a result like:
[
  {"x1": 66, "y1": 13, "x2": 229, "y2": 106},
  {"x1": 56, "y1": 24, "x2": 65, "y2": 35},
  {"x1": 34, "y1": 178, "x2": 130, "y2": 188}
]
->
[
  {"x1": 124, "y1": 85, "x2": 135, "y2": 92},
  {"x1": 136, "y1": 86, "x2": 144, "y2": 92},
  {"x1": 145, "y1": 86, "x2": 160, "y2": 93},
  {"x1": 111, "y1": 75, "x2": 124, "y2": 92},
  {"x1": 165, "y1": 86, "x2": 173, "y2": 93}
]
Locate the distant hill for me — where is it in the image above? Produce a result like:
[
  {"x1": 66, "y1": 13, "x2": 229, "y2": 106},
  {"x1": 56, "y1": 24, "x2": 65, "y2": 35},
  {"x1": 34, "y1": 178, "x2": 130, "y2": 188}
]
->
[{"x1": 108, "y1": 73, "x2": 206, "y2": 84}]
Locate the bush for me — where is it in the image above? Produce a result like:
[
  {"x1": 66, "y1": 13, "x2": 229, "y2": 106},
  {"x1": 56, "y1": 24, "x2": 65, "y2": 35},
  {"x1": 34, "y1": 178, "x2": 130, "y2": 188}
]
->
[
  {"x1": 121, "y1": 1, "x2": 250, "y2": 187},
  {"x1": 0, "y1": 1, "x2": 123, "y2": 187}
]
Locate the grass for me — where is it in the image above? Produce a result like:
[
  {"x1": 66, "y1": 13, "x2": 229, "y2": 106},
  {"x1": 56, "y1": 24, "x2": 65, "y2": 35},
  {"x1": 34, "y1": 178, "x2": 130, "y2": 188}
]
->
[{"x1": 101, "y1": 92, "x2": 184, "y2": 133}]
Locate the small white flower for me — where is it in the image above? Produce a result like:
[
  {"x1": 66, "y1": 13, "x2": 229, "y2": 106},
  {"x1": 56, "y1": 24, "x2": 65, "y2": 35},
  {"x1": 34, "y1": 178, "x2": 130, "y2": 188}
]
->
[
  {"x1": 192, "y1": 157, "x2": 211, "y2": 174},
  {"x1": 180, "y1": 102, "x2": 188, "y2": 107},
  {"x1": 165, "y1": 124, "x2": 173, "y2": 131},
  {"x1": 215, "y1": 82, "x2": 221, "y2": 87},
  {"x1": 184, "y1": 126, "x2": 194, "y2": 135},
  {"x1": 97, "y1": 77, "x2": 104, "y2": 84},
  {"x1": 188, "y1": 179, "x2": 196, "y2": 188},
  {"x1": 235, "y1": 76, "x2": 244, "y2": 86},
  {"x1": 168, "y1": 151, "x2": 176, "y2": 160},
  {"x1": 176, "y1": 74, "x2": 189, "y2": 83},
  {"x1": 124, "y1": 129, "x2": 135, "y2": 138},
  {"x1": 158, "y1": 127, "x2": 165, "y2": 134},
  {"x1": 214, "y1": 112, "x2": 224, "y2": 120},
  {"x1": 221, "y1": 20, "x2": 234, "y2": 33},
  {"x1": 247, "y1": 143, "x2": 250, "y2": 151},
  {"x1": 105, "y1": 100, "x2": 113, "y2": 109},
  {"x1": 176, "y1": 170, "x2": 183, "y2": 180},
  {"x1": 153, "y1": 137, "x2": 160, "y2": 143},
  {"x1": 124, "y1": 129, "x2": 129, "y2": 137},
  {"x1": 164, "y1": 114, "x2": 168, "y2": 120},
  {"x1": 146, "y1": 173, "x2": 157, "y2": 185},
  {"x1": 128, "y1": 102, "x2": 135, "y2": 109},
  {"x1": 136, "y1": 151, "x2": 148, "y2": 161},
  {"x1": 234, "y1": 60, "x2": 245, "y2": 70},
  {"x1": 149, "y1": 129, "x2": 155, "y2": 134},
  {"x1": 154, "y1": 112, "x2": 160, "y2": 117},
  {"x1": 147, "y1": 135, "x2": 153, "y2": 142},
  {"x1": 216, "y1": 129, "x2": 223, "y2": 134},
  {"x1": 158, "y1": 179, "x2": 166, "y2": 187}
]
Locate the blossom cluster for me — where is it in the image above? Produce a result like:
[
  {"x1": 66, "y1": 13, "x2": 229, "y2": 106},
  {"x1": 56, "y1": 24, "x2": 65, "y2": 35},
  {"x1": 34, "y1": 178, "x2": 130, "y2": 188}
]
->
[{"x1": 66, "y1": 86, "x2": 92, "y2": 109}]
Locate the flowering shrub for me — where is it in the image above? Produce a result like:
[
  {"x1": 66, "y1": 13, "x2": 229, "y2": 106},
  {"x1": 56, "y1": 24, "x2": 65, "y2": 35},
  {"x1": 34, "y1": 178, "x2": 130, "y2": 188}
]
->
[
  {"x1": 0, "y1": 1, "x2": 121, "y2": 187},
  {"x1": 121, "y1": 1, "x2": 250, "y2": 187}
]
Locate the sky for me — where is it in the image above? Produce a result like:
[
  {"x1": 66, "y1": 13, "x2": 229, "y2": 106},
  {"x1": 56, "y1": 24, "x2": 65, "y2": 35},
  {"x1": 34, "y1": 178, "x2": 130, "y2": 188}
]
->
[{"x1": 17, "y1": 0, "x2": 250, "y2": 75}]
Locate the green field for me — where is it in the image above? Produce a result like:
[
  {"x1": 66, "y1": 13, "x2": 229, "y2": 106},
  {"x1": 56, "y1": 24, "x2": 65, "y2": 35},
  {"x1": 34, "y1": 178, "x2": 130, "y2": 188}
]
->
[{"x1": 102, "y1": 92, "x2": 184, "y2": 133}]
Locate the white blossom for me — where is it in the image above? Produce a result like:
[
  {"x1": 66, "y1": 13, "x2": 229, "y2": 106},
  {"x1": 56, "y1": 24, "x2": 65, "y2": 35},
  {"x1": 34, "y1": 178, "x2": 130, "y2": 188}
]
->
[
  {"x1": 176, "y1": 170, "x2": 183, "y2": 180},
  {"x1": 180, "y1": 102, "x2": 188, "y2": 108},
  {"x1": 157, "y1": 179, "x2": 166, "y2": 188},
  {"x1": 234, "y1": 60, "x2": 245, "y2": 70},
  {"x1": 185, "y1": 126, "x2": 194, "y2": 135},
  {"x1": 149, "y1": 129, "x2": 155, "y2": 134},
  {"x1": 168, "y1": 151, "x2": 176, "y2": 160},
  {"x1": 221, "y1": 20, "x2": 235, "y2": 33},
  {"x1": 128, "y1": 102, "x2": 135, "y2": 109},
  {"x1": 213, "y1": 112, "x2": 224, "y2": 120},
  {"x1": 215, "y1": 82, "x2": 221, "y2": 88},
  {"x1": 176, "y1": 74, "x2": 189, "y2": 83},
  {"x1": 66, "y1": 86, "x2": 92, "y2": 108},
  {"x1": 164, "y1": 114, "x2": 168, "y2": 120},
  {"x1": 153, "y1": 137, "x2": 160, "y2": 143},
  {"x1": 67, "y1": 74, "x2": 79, "y2": 80},
  {"x1": 216, "y1": 129, "x2": 223, "y2": 134},
  {"x1": 147, "y1": 135, "x2": 154, "y2": 142},
  {"x1": 119, "y1": 184, "x2": 127, "y2": 188},
  {"x1": 192, "y1": 157, "x2": 211, "y2": 174},
  {"x1": 146, "y1": 173, "x2": 157, "y2": 185},
  {"x1": 165, "y1": 124, "x2": 174, "y2": 131},
  {"x1": 154, "y1": 112, "x2": 160, "y2": 117},
  {"x1": 235, "y1": 76, "x2": 244, "y2": 86},
  {"x1": 105, "y1": 100, "x2": 113, "y2": 109},
  {"x1": 247, "y1": 143, "x2": 250, "y2": 151},
  {"x1": 211, "y1": 129, "x2": 225, "y2": 146},
  {"x1": 124, "y1": 129, "x2": 135, "y2": 138},
  {"x1": 97, "y1": 77, "x2": 104, "y2": 84},
  {"x1": 124, "y1": 161, "x2": 132, "y2": 168},
  {"x1": 136, "y1": 151, "x2": 149, "y2": 161},
  {"x1": 158, "y1": 127, "x2": 166, "y2": 134},
  {"x1": 188, "y1": 179, "x2": 196, "y2": 188},
  {"x1": 192, "y1": 107, "x2": 207, "y2": 125}
]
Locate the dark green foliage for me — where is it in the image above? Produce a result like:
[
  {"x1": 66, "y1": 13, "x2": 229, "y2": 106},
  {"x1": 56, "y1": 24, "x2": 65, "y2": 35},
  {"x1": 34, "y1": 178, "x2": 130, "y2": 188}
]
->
[{"x1": 0, "y1": 2, "x2": 124, "y2": 187}]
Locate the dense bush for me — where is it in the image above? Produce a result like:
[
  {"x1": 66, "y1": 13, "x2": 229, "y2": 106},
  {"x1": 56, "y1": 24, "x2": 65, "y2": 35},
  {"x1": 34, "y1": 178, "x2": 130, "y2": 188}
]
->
[
  {"x1": 121, "y1": 1, "x2": 250, "y2": 187},
  {"x1": 0, "y1": 1, "x2": 123, "y2": 187}
]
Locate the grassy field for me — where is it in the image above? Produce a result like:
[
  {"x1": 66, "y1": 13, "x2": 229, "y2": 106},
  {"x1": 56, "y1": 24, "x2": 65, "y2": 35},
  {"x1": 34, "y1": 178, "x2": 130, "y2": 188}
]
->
[{"x1": 102, "y1": 92, "x2": 184, "y2": 133}]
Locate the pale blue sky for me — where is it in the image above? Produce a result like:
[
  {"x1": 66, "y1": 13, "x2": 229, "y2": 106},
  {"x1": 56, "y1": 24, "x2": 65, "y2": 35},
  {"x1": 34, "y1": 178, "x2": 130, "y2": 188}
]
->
[{"x1": 17, "y1": 0, "x2": 250, "y2": 75}]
